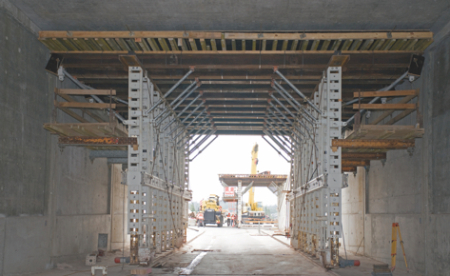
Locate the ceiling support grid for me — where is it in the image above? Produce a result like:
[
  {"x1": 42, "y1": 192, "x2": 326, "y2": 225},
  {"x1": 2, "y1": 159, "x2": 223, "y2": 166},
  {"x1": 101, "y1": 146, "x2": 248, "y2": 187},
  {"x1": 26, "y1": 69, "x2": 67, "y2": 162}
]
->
[
  {"x1": 126, "y1": 67, "x2": 192, "y2": 266},
  {"x1": 288, "y1": 66, "x2": 346, "y2": 268}
]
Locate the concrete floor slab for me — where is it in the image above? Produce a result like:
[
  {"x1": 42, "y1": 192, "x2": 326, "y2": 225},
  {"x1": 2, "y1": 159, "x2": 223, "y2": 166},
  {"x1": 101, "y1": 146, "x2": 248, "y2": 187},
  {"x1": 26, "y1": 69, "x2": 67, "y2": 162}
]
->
[{"x1": 15, "y1": 227, "x2": 417, "y2": 276}]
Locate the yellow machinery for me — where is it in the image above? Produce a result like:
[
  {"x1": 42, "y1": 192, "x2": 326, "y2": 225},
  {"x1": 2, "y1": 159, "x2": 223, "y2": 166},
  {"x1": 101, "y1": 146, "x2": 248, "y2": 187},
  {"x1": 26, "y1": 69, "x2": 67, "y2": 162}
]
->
[
  {"x1": 248, "y1": 144, "x2": 263, "y2": 212},
  {"x1": 198, "y1": 194, "x2": 223, "y2": 227}
]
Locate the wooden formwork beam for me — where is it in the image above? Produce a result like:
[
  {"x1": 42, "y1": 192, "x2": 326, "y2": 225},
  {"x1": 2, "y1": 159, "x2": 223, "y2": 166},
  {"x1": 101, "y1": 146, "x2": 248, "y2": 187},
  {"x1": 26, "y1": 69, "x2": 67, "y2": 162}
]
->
[
  {"x1": 353, "y1": 103, "x2": 416, "y2": 110},
  {"x1": 342, "y1": 160, "x2": 370, "y2": 167},
  {"x1": 353, "y1": 89, "x2": 419, "y2": 97},
  {"x1": 332, "y1": 139, "x2": 415, "y2": 149},
  {"x1": 342, "y1": 152, "x2": 386, "y2": 160},
  {"x1": 58, "y1": 136, "x2": 137, "y2": 146}
]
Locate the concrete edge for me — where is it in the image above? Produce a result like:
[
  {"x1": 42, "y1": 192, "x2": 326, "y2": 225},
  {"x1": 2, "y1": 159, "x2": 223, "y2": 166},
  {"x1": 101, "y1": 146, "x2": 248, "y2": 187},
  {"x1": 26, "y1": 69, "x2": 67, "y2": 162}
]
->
[{"x1": 1, "y1": 0, "x2": 41, "y2": 36}]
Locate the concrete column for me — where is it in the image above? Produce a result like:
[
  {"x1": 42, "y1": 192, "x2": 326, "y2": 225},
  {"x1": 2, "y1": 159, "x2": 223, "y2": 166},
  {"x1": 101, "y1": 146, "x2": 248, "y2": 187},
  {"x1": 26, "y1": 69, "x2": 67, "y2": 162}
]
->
[{"x1": 238, "y1": 180, "x2": 242, "y2": 227}]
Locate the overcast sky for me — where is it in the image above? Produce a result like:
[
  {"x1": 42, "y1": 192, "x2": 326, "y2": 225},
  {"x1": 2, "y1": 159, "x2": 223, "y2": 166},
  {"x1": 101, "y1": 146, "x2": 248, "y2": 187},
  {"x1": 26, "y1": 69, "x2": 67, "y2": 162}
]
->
[{"x1": 189, "y1": 135, "x2": 290, "y2": 205}]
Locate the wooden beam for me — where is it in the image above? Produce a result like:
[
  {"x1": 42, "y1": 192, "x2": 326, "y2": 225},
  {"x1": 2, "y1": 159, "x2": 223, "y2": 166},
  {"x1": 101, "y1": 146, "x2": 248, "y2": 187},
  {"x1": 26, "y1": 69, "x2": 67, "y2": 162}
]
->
[
  {"x1": 370, "y1": 95, "x2": 417, "y2": 125},
  {"x1": 342, "y1": 166, "x2": 357, "y2": 172},
  {"x1": 342, "y1": 160, "x2": 370, "y2": 167},
  {"x1": 39, "y1": 31, "x2": 433, "y2": 40},
  {"x1": 353, "y1": 103, "x2": 416, "y2": 110},
  {"x1": 58, "y1": 136, "x2": 137, "y2": 146},
  {"x1": 332, "y1": 139, "x2": 415, "y2": 149},
  {"x1": 55, "y1": 101, "x2": 116, "y2": 109},
  {"x1": 342, "y1": 152, "x2": 386, "y2": 160},
  {"x1": 55, "y1": 88, "x2": 116, "y2": 95},
  {"x1": 353, "y1": 89, "x2": 419, "y2": 98}
]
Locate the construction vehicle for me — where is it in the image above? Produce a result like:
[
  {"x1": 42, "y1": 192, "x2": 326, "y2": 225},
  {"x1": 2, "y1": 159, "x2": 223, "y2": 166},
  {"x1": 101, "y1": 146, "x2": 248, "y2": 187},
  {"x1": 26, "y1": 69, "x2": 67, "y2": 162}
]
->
[
  {"x1": 196, "y1": 194, "x2": 224, "y2": 227},
  {"x1": 242, "y1": 144, "x2": 265, "y2": 223}
]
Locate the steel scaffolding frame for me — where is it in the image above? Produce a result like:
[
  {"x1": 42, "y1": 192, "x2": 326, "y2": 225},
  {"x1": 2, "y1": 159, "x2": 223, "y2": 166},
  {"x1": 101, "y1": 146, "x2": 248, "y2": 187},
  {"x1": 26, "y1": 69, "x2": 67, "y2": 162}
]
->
[
  {"x1": 265, "y1": 67, "x2": 345, "y2": 268},
  {"x1": 126, "y1": 67, "x2": 192, "y2": 265}
]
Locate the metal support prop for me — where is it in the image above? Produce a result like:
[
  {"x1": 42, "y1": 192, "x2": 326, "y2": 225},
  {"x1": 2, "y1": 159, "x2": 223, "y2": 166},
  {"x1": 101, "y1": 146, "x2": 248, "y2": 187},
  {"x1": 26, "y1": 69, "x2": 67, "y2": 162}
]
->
[
  {"x1": 173, "y1": 114, "x2": 208, "y2": 141},
  {"x1": 274, "y1": 67, "x2": 322, "y2": 114},
  {"x1": 268, "y1": 105, "x2": 307, "y2": 137},
  {"x1": 261, "y1": 136, "x2": 290, "y2": 162},
  {"x1": 162, "y1": 100, "x2": 205, "y2": 132},
  {"x1": 168, "y1": 109, "x2": 206, "y2": 137},
  {"x1": 189, "y1": 135, "x2": 218, "y2": 161},
  {"x1": 269, "y1": 94, "x2": 312, "y2": 131},
  {"x1": 145, "y1": 67, "x2": 194, "y2": 114},
  {"x1": 263, "y1": 130, "x2": 292, "y2": 156},
  {"x1": 345, "y1": 71, "x2": 408, "y2": 125},
  {"x1": 188, "y1": 125, "x2": 212, "y2": 146},
  {"x1": 265, "y1": 120, "x2": 300, "y2": 146},
  {"x1": 264, "y1": 127, "x2": 292, "y2": 151},
  {"x1": 157, "y1": 91, "x2": 203, "y2": 126},
  {"x1": 189, "y1": 129, "x2": 216, "y2": 153},
  {"x1": 153, "y1": 80, "x2": 200, "y2": 123},
  {"x1": 273, "y1": 80, "x2": 316, "y2": 123}
]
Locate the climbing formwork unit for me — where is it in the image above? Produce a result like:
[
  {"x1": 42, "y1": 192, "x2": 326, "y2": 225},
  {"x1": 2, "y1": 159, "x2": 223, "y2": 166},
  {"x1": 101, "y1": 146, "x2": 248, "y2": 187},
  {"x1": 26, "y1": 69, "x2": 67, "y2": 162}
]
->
[
  {"x1": 126, "y1": 67, "x2": 192, "y2": 265},
  {"x1": 288, "y1": 66, "x2": 344, "y2": 268}
]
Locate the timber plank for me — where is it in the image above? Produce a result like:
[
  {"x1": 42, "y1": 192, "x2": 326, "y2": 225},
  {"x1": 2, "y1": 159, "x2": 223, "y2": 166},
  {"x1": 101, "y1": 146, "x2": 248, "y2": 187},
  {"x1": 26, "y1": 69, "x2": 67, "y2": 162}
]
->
[
  {"x1": 353, "y1": 89, "x2": 418, "y2": 97},
  {"x1": 39, "y1": 31, "x2": 433, "y2": 40},
  {"x1": 353, "y1": 103, "x2": 416, "y2": 110},
  {"x1": 55, "y1": 88, "x2": 116, "y2": 95},
  {"x1": 55, "y1": 101, "x2": 116, "y2": 109}
]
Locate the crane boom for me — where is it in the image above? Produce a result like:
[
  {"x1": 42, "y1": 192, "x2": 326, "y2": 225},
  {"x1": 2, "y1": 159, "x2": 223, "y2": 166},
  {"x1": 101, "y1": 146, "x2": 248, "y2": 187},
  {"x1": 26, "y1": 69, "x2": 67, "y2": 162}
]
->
[{"x1": 249, "y1": 144, "x2": 261, "y2": 211}]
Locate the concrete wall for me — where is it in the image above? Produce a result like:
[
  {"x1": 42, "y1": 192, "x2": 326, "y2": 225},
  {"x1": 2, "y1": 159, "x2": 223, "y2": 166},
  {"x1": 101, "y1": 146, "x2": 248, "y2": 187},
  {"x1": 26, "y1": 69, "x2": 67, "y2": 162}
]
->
[
  {"x1": 341, "y1": 25, "x2": 450, "y2": 276},
  {"x1": 341, "y1": 168, "x2": 365, "y2": 255},
  {"x1": 0, "y1": 3, "x2": 124, "y2": 274}
]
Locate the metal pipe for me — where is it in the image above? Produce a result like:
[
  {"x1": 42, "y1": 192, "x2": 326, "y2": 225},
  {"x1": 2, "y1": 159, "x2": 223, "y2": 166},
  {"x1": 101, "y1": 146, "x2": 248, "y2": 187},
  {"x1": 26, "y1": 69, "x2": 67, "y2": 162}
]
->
[
  {"x1": 261, "y1": 136, "x2": 290, "y2": 162},
  {"x1": 162, "y1": 100, "x2": 204, "y2": 132},
  {"x1": 189, "y1": 126, "x2": 212, "y2": 147},
  {"x1": 169, "y1": 82, "x2": 197, "y2": 107},
  {"x1": 345, "y1": 71, "x2": 408, "y2": 125},
  {"x1": 269, "y1": 94, "x2": 311, "y2": 131},
  {"x1": 263, "y1": 130, "x2": 291, "y2": 156},
  {"x1": 169, "y1": 109, "x2": 206, "y2": 137},
  {"x1": 158, "y1": 91, "x2": 202, "y2": 126},
  {"x1": 189, "y1": 135, "x2": 219, "y2": 161},
  {"x1": 145, "y1": 67, "x2": 194, "y2": 114},
  {"x1": 265, "y1": 122, "x2": 293, "y2": 147},
  {"x1": 172, "y1": 85, "x2": 200, "y2": 110},
  {"x1": 269, "y1": 103, "x2": 308, "y2": 136},
  {"x1": 274, "y1": 67, "x2": 322, "y2": 114},
  {"x1": 266, "y1": 119, "x2": 300, "y2": 145},
  {"x1": 268, "y1": 109, "x2": 292, "y2": 132},
  {"x1": 154, "y1": 84, "x2": 200, "y2": 123},
  {"x1": 177, "y1": 115, "x2": 209, "y2": 140},
  {"x1": 181, "y1": 102, "x2": 205, "y2": 124},
  {"x1": 62, "y1": 68, "x2": 126, "y2": 122},
  {"x1": 190, "y1": 129, "x2": 216, "y2": 153},
  {"x1": 273, "y1": 80, "x2": 316, "y2": 122}
]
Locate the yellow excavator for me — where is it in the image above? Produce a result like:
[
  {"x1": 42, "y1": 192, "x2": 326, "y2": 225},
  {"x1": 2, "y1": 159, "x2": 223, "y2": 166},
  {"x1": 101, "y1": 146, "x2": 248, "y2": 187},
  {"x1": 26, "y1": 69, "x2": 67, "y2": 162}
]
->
[{"x1": 242, "y1": 144, "x2": 265, "y2": 223}]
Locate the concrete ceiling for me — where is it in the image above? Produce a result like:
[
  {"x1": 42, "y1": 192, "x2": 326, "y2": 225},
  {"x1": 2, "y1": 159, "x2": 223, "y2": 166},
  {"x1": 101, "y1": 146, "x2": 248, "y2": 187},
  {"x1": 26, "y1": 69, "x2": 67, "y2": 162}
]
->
[{"x1": 9, "y1": 0, "x2": 450, "y2": 31}]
